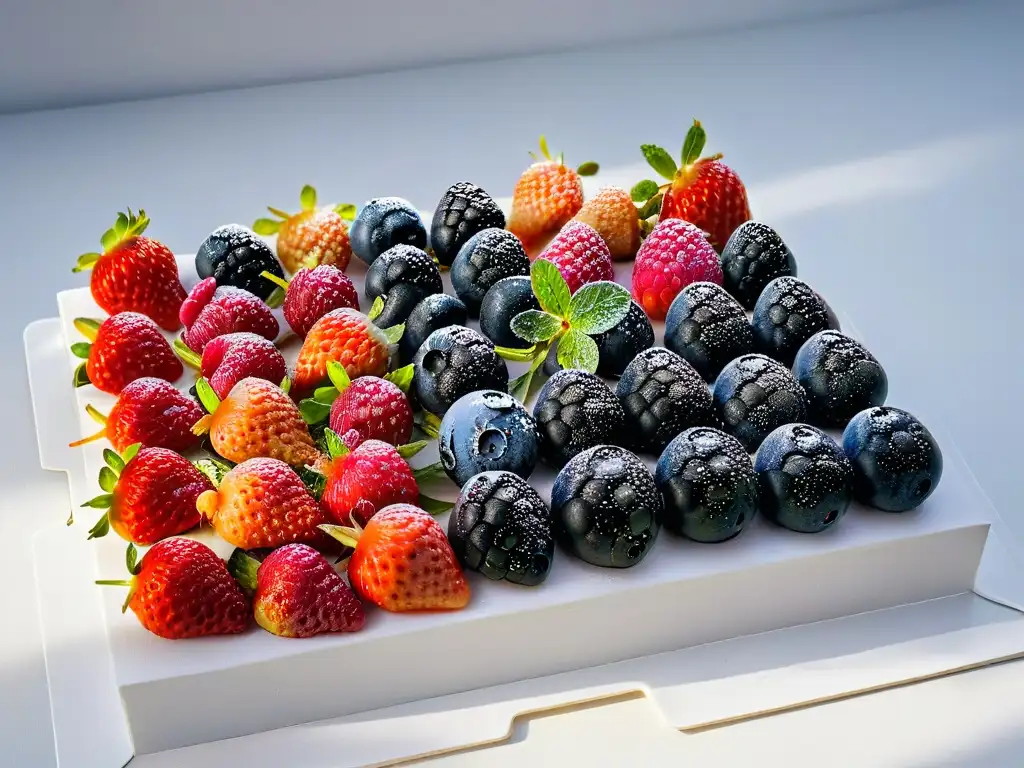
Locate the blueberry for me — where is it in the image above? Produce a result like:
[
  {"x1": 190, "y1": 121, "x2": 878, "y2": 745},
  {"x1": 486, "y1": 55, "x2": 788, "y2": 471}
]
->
[
  {"x1": 349, "y1": 197, "x2": 427, "y2": 266},
  {"x1": 413, "y1": 326, "x2": 509, "y2": 416},
  {"x1": 752, "y1": 276, "x2": 839, "y2": 366},
  {"x1": 551, "y1": 445, "x2": 661, "y2": 568},
  {"x1": 544, "y1": 300, "x2": 655, "y2": 378},
  {"x1": 720, "y1": 221, "x2": 798, "y2": 310},
  {"x1": 664, "y1": 282, "x2": 754, "y2": 381},
  {"x1": 842, "y1": 406, "x2": 942, "y2": 512},
  {"x1": 479, "y1": 276, "x2": 541, "y2": 349},
  {"x1": 438, "y1": 390, "x2": 539, "y2": 486},
  {"x1": 430, "y1": 182, "x2": 506, "y2": 266},
  {"x1": 713, "y1": 353, "x2": 808, "y2": 452},
  {"x1": 533, "y1": 369, "x2": 627, "y2": 468},
  {"x1": 754, "y1": 424, "x2": 854, "y2": 533},
  {"x1": 399, "y1": 293, "x2": 467, "y2": 364},
  {"x1": 364, "y1": 244, "x2": 443, "y2": 327},
  {"x1": 448, "y1": 471, "x2": 553, "y2": 586},
  {"x1": 195, "y1": 224, "x2": 284, "y2": 300},
  {"x1": 655, "y1": 427, "x2": 759, "y2": 542},
  {"x1": 616, "y1": 347, "x2": 715, "y2": 453},
  {"x1": 449, "y1": 228, "x2": 530, "y2": 316},
  {"x1": 793, "y1": 330, "x2": 888, "y2": 428}
]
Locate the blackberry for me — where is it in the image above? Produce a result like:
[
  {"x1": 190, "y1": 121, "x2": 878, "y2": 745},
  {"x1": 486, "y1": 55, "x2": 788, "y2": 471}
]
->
[
  {"x1": 551, "y1": 445, "x2": 661, "y2": 568},
  {"x1": 533, "y1": 370, "x2": 627, "y2": 468},
  {"x1": 364, "y1": 244, "x2": 443, "y2": 327},
  {"x1": 655, "y1": 427, "x2": 759, "y2": 542},
  {"x1": 664, "y1": 282, "x2": 754, "y2": 381},
  {"x1": 752, "y1": 276, "x2": 839, "y2": 365},
  {"x1": 616, "y1": 347, "x2": 715, "y2": 453},
  {"x1": 399, "y1": 293, "x2": 467, "y2": 364},
  {"x1": 842, "y1": 406, "x2": 942, "y2": 512},
  {"x1": 544, "y1": 300, "x2": 655, "y2": 378},
  {"x1": 720, "y1": 221, "x2": 798, "y2": 309},
  {"x1": 429, "y1": 182, "x2": 506, "y2": 266},
  {"x1": 713, "y1": 353, "x2": 808, "y2": 452},
  {"x1": 195, "y1": 224, "x2": 284, "y2": 301},
  {"x1": 349, "y1": 197, "x2": 427, "y2": 266},
  {"x1": 479, "y1": 276, "x2": 540, "y2": 349},
  {"x1": 449, "y1": 228, "x2": 530, "y2": 316},
  {"x1": 754, "y1": 423, "x2": 854, "y2": 533},
  {"x1": 413, "y1": 326, "x2": 508, "y2": 416},
  {"x1": 448, "y1": 471, "x2": 553, "y2": 586},
  {"x1": 793, "y1": 330, "x2": 888, "y2": 428}
]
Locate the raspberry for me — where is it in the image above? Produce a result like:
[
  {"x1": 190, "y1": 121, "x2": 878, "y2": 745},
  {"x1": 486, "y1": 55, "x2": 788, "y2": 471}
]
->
[
  {"x1": 201, "y1": 332, "x2": 288, "y2": 400},
  {"x1": 631, "y1": 219, "x2": 721, "y2": 321},
  {"x1": 180, "y1": 277, "x2": 279, "y2": 353},
  {"x1": 536, "y1": 221, "x2": 614, "y2": 294}
]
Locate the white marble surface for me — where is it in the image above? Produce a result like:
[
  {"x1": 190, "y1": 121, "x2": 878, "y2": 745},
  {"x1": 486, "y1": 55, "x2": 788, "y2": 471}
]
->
[{"x1": 2, "y1": 0, "x2": 1023, "y2": 764}]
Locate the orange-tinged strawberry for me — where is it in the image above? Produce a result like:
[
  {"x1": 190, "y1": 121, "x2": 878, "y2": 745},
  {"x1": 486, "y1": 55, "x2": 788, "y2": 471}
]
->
[
  {"x1": 193, "y1": 377, "x2": 320, "y2": 466},
  {"x1": 253, "y1": 186, "x2": 356, "y2": 274},
  {"x1": 322, "y1": 503, "x2": 470, "y2": 612},
  {"x1": 292, "y1": 308, "x2": 396, "y2": 398},
  {"x1": 573, "y1": 186, "x2": 642, "y2": 261}
]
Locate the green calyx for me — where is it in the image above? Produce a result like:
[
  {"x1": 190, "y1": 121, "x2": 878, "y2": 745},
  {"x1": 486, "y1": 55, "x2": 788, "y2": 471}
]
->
[
  {"x1": 260, "y1": 270, "x2": 290, "y2": 309},
  {"x1": 296, "y1": 464, "x2": 326, "y2": 500},
  {"x1": 195, "y1": 378, "x2": 222, "y2": 414},
  {"x1": 79, "y1": 443, "x2": 140, "y2": 535},
  {"x1": 95, "y1": 543, "x2": 142, "y2": 613},
  {"x1": 71, "y1": 318, "x2": 103, "y2": 387},
  {"x1": 74, "y1": 208, "x2": 149, "y2": 273},
  {"x1": 323, "y1": 428, "x2": 350, "y2": 461},
  {"x1": 298, "y1": 361, "x2": 353, "y2": 425},
  {"x1": 173, "y1": 338, "x2": 202, "y2": 369},
  {"x1": 385, "y1": 364, "x2": 414, "y2": 394},
  {"x1": 194, "y1": 456, "x2": 234, "y2": 487},
  {"x1": 528, "y1": 135, "x2": 599, "y2": 177},
  {"x1": 227, "y1": 548, "x2": 261, "y2": 595},
  {"x1": 636, "y1": 119, "x2": 718, "y2": 205},
  {"x1": 415, "y1": 412, "x2": 442, "y2": 440},
  {"x1": 367, "y1": 296, "x2": 384, "y2": 322},
  {"x1": 253, "y1": 186, "x2": 356, "y2": 235}
]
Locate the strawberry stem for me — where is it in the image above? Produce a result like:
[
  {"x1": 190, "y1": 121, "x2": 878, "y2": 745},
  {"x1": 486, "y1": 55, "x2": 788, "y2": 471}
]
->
[
  {"x1": 261, "y1": 270, "x2": 290, "y2": 292},
  {"x1": 267, "y1": 206, "x2": 291, "y2": 220},
  {"x1": 69, "y1": 427, "x2": 106, "y2": 449}
]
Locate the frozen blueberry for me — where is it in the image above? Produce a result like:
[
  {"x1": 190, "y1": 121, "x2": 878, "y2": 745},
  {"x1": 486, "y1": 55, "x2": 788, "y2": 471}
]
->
[
  {"x1": 438, "y1": 390, "x2": 539, "y2": 486},
  {"x1": 754, "y1": 424, "x2": 854, "y2": 533},
  {"x1": 479, "y1": 276, "x2": 541, "y2": 349},
  {"x1": 713, "y1": 353, "x2": 808, "y2": 452},
  {"x1": 793, "y1": 330, "x2": 888, "y2": 428},
  {"x1": 413, "y1": 326, "x2": 508, "y2": 416},
  {"x1": 551, "y1": 445, "x2": 661, "y2": 568},
  {"x1": 364, "y1": 244, "x2": 443, "y2": 327},
  {"x1": 399, "y1": 293, "x2": 467, "y2": 364},
  {"x1": 544, "y1": 300, "x2": 655, "y2": 378},
  {"x1": 664, "y1": 282, "x2": 754, "y2": 382},
  {"x1": 655, "y1": 426, "x2": 759, "y2": 542},
  {"x1": 720, "y1": 221, "x2": 798, "y2": 309},
  {"x1": 752, "y1": 276, "x2": 839, "y2": 365},
  {"x1": 349, "y1": 197, "x2": 427, "y2": 266},
  {"x1": 449, "y1": 228, "x2": 530, "y2": 316},
  {"x1": 533, "y1": 369, "x2": 627, "y2": 468},
  {"x1": 430, "y1": 182, "x2": 506, "y2": 266},
  {"x1": 195, "y1": 224, "x2": 284, "y2": 300},
  {"x1": 842, "y1": 406, "x2": 942, "y2": 512}
]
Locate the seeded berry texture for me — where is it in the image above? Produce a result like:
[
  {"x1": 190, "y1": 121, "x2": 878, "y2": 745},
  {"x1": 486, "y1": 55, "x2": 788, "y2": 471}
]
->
[
  {"x1": 664, "y1": 282, "x2": 754, "y2": 382},
  {"x1": 349, "y1": 197, "x2": 427, "y2": 266},
  {"x1": 752, "y1": 276, "x2": 838, "y2": 365},
  {"x1": 842, "y1": 406, "x2": 942, "y2": 512},
  {"x1": 533, "y1": 369, "x2": 627, "y2": 468},
  {"x1": 655, "y1": 427, "x2": 759, "y2": 542},
  {"x1": 754, "y1": 424, "x2": 854, "y2": 533},
  {"x1": 479, "y1": 276, "x2": 541, "y2": 349},
  {"x1": 438, "y1": 391, "x2": 539, "y2": 486},
  {"x1": 180, "y1": 277, "x2": 280, "y2": 353},
  {"x1": 713, "y1": 354, "x2": 808, "y2": 452},
  {"x1": 195, "y1": 224, "x2": 284, "y2": 301},
  {"x1": 450, "y1": 228, "x2": 530, "y2": 315},
  {"x1": 544, "y1": 300, "x2": 655, "y2": 378},
  {"x1": 536, "y1": 221, "x2": 615, "y2": 294},
  {"x1": 794, "y1": 330, "x2": 888, "y2": 428},
  {"x1": 364, "y1": 244, "x2": 443, "y2": 327},
  {"x1": 632, "y1": 218, "x2": 722, "y2": 321},
  {"x1": 430, "y1": 182, "x2": 506, "y2": 266},
  {"x1": 551, "y1": 445, "x2": 661, "y2": 568},
  {"x1": 448, "y1": 471, "x2": 554, "y2": 586},
  {"x1": 400, "y1": 293, "x2": 468, "y2": 364},
  {"x1": 413, "y1": 326, "x2": 509, "y2": 416},
  {"x1": 719, "y1": 221, "x2": 798, "y2": 309},
  {"x1": 616, "y1": 347, "x2": 716, "y2": 453}
]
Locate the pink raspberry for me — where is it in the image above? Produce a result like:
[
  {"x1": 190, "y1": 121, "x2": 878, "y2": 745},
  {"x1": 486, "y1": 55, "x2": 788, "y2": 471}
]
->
[
  {"x1": 328, "y1": 376, "x2": 413, "y2": 449},
  {"x1": 535, "y1": 220, "x2": 614, "y2": 294},
  {"x1": 201, "y1": 332, "x2": 289, "y2": 399},
  {"x1": 180, "y1": 277, "x2": 279, "y2": 352},
  {"x1": 284, "y1": 265, "x2": 359, "y2": 338},
  {"x1": 631, "y1": 218, "x2": 722, "y2": 321}
]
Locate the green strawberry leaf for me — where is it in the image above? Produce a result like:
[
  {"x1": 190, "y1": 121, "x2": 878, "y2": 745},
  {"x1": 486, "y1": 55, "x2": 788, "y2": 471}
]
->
[
  {"x1": 412, "y1": 462, "x2": 447, "y2": 484},
  {"x1": 576, "y1": 161, "x2": 600, "y2": 177},
  {"x1": 641, "y1": 144, "x2": 677, "y2": 181},
  {"x1": 385, "y1": 364, "x2": 415, "y2": 393},
  {"x1": 396, "y1": 440, "x2": 428, "y2": 459},
  {"x1": 323, "y1": 428, "x2": 349, "y2": 460},
  {"x1": 381, "y1": 323, "x2": 405, "y2": 344},
  {"x1": 530, "y1": 258, "x2": 570, "y2": 317},
  {"x1": 300, "y1": 184, "x2": 317, "y2": 211},
  {"x1": 72, "y1": 362, "x2": 90, "y2": 388},
  {"x1": 416, "y1": 412, "x2": 442, "y2": 440},
  {"x1": 494, "y1": 344, "x2": 538, "y2": 363},
  {"x1": 121, "y1": 443, "x2": 141, "y2": 463},
  {"x1": 296, "y1": 465, "x2": 326, "y2": 501},
  {"x1": 227, "y1": 549, "x2": 261, "y2": 594},
  {"x1": 72, "y1": 252, "x2": 101, "y2": 273},
  {"x1": 252, "y1": 218, "x2": 281, "y2": 236},
  {"x1": 334, "y1": 203, "x2": 357, "y2": 221},
  {"x1": 98, "y1": 466, "x2": 118, "y2": 493},
  {"x1": 87, "y1": 512, "x2": 110, "y2": 539},
  {"x1": 567, "y1": 281, "x2": 631, "y2": 335},
  {"x1": 114, "y1": 213, "x2": 129, "y2": 238},
  {"x1": 681, "y1": 119, "x2": 707, "y2": 166},
  {"x1": 194, "y1": 457, "x2": 233, "y2": 486},
  {"x1": 538, "y1": 135, "x2": 551, "y2": 162},
  {"x1": 173, "y1": 338, "x2": 202, "y2": 369},
  {"x1": 418, "y1": 493, "x2": 455, "y2": 515},
  {"x1": 81, "y1": 493, "x2": 113, "y2": 510},
  {"x1": 70, "y1": 342, "x2": 91, "y2": 359},
  {"x1": 265, "y1": 286, "x2": 285, "y2": 309},
  {"x1": 267, "y1": 206, "x2": 291, "y2": 220},
  {"x1": 125, "y1": 542, "x2": 140, "y2": 575},
  {"x1": 367, "y1": 296, "x2": 385, "y2": 322},
  {"x1": 510, "y1": 310, "x2": 564, "y2": 344},
  {"x1": 637, "y1": 193, "x2": 663, "y2": 220},
  {"x1": 299, "y1": 398, "x2": 332, "y2": 425},
  {"x1": 73, "y1": 317, "x2": 101, "y2": 341},
  {"x1": 556, "y1": 328, "x2": 600, "y2": 373},
  {"x1": 100, "y1": 228, "x2": 120, "y2": 252},
  {"x1": 195, "y1": 378, "x2": 221, "y2": 414},
  {"x1": 280, "y1": 376, "x2": 292, "y2": 394},
  {"x1": 630, "y1": 180, "x2": 660, "y2": 203},
  {"x1": 103, "y1": 448, "x2": 124, "y2": 474},
  {"x1": 313, "y1": 385, "x2": 340, "y2": 404},
  {"x1": 326, "y1": 360, "x2": 352, "y2": 393}
]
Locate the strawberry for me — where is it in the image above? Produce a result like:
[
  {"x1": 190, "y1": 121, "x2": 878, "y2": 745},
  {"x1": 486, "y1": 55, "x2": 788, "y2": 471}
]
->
[
  {"x1": 631, "y1": 218, "x2": 722, "y2": 321},
  {"x1": 71, "y1": 313, "x2": 183, "y2": 394},
  {"x1": 230, "y1": 545, "x2": 366, "y2": 638},
  {"x1": 261, "y1": 264, "x2": 359, "y2": 338},
  {"x1": 69, "y1": 377, "x2": 204, "y2": 453},
  {"x1": 536, "y1": 220, "x2": 614, "y2": 294},
  {"x1": 321, "y1": 437, "x2": 420, "y2": 527},
  {"x1": 507, "y1": 136, "x2": 599, "y2": 255},
  {"x1": 322, "y1": 504, "x2": 470, "y2": 612},
  {"x1": 253, "y1": 186, "x2": 356, "y2": 274},
  {"x1": 192, "y1": 332, "x2": 288, "y2": 400},
  {"x1": 292, "y1": 308, "x2": 395, "y2": 398},
  {"x1": 179, "y1": 277, "x2": 279, "y2": 354},
  {"x1": 72, "y1": 209, "x2": 187, "y2": 332},
  {"x1": 193, "y1": 377, "x2": 320, "y2": 466},
  {"x1": 98, "y1": 539, "x2": 250, "y2": 639},
  {"x1": 81, "y1": 444, "x2": 209, "y2": 544},
  {"x1": 196, "y1": 457, "x2": 328, "y2": 550},
  {"x1": 573, "y1": 186, "x2": 641, "y2": 261},
  {"x1": 635, "y1": 120, "x2": 751, "y2": 252}
]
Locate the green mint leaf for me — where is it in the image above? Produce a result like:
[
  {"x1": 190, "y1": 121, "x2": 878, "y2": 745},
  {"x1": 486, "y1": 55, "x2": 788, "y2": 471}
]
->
[
  {"x1": 102, "y1": 449, "x2": 124, "y2": 474},
  {"x1": 70, "y1": 342, "x2": 91, "y2": 359},
  {"x1": 641, "y1": 144, "x2": 678, "y2": 181},
  {"x1": 252, "y1": 218, "x2": 281, "y2": 236},
  {"x1": 681, "y1": 119, "x2": 707, "y2": 165},
  {"x1": 333, "y1": 203, "x2": 357, "y2": 221},
  {"x1": 630, "y1": 180, "x2": 659, "y2": 203},
  {"x1": 299, "y1": 398, "x2": 332, "y2": 425},
  {"x1": 300, "y1": 185, "x2": 317, "y2": 211},
  {"x1": 510, "y1": 310, "x2": 563, "y2": 344},
  {"x1": 384, "y1": 364, "x2": 414, "y2": 393},
  {"x1": 567, "y1": 281, "x2": 631, "y2": 335},
  {"x1": 531, "y1": 258, "x2": 570, "y2": 317},
  {"x1": 98, "y1": 466, "x2": 118, "y2": 493},
  {"x1": 556, "y1": 328, "x2": 599, "y2": 373},
  {"x1": 326, "y1": 360, "x2": 351, "y2": 393},
  {"x1": 637, "y1": 193, "x2": 663, "y2": 220},
  {"x1": 418, "y1": 493, "x2": 455, "y2": 515},
  {"x1": 576, "y1": 161, "x2": 599, "y2": 176}
]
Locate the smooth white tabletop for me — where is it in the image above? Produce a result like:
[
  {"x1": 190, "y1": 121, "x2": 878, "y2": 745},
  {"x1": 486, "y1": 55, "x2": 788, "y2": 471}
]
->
[{"x1": 2, "y1": 0, "x2": 1023, "y2": 765}]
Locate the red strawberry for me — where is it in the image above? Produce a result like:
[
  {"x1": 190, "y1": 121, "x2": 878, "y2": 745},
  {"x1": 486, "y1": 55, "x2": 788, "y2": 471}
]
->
[
  {"x1": 199, "y1": 332, "x2": 288, "y2": 400},
  {"x1": 98, "y1": 539, "x2": 250, "y2": 640},
  {"x1": 230, "y1": 545, "x2": 366, "y2": 638},
  {"x1": 536, "y1": 221, "x2": 614, "y2": 294},
  {"x1": 292, "y1": 308, "x2": 394, "y2": 398},
  {"x1": 573, "y1": 186, "x2": 642, "y2": 261},
  {"x1": 262, "y1": 264, "x2": 359, "y2": 338},
  {"x1": 71, "y1": 313, "x2": 183, "y2": 395},
  {"x1": 631, "y1": 218, "x2": 722, "y2": 321},
  {"x1": 72, "y1": 209, "x2": 187, "y2": 332},
  {"x1": 82, "y1": 445, "x2": 210, "y2": 544},
  {"x1": 179, "y1": 277, "x2": 279, "y2": 354},
  {"x1": 507, "y1": 137, "x2": 599, "y2": 255},
  {"x1": 253, "y1": 186, "x2": 356, "y2": 274},
  {"x1": 322, "y1": 503, "x2": 470, "y2": 612},
  {"x1": 321, "y1": 438, "x2": 419, "y2": 527},
  {"x1": 70, "y1": 377, "x2": 204, "y2": 453}
]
